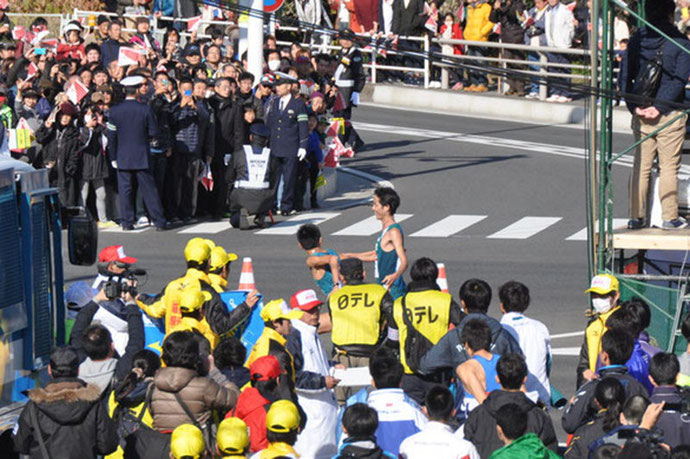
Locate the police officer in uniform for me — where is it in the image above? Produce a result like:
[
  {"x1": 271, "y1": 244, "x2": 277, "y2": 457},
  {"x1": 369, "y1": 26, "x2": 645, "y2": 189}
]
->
[
  {"x1": 106, "y1": 76, "x2": 168, "y2": 231},
  {"x1": 327, "y1": 258, "x2": 394, "y2": 403},
  {"x1": 264, "y1": 72, "x2": 309, "y2": 216},
  {"x1": 227, "y1": 123, "x2": 274, "y2": 230},
  {"x1": 389, "y1": 257, "x2": 465, "y2": 404},
  {"x1": 334, "y1": 29, "x2": 367, "y2": 150}
]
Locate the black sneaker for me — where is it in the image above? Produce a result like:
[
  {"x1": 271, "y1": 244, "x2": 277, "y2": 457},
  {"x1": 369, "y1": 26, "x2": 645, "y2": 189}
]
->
[
  {"x1": 662, "y1": 218, "x2": 688, "y2": 230},
  {"x1": 122, "y1": 224, "x2": 135, "y2": 231},
  {"x1": 627, "y1": 218, "x2": 645, "y2": 230}
]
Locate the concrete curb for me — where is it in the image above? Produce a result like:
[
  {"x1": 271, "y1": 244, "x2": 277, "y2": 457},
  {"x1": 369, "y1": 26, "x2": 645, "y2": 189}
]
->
[
  {"x1": 338, "y1": 166, "x2": 394, "y2": 188},
  {"x1": 363, "y1": 84, "x2": 632, "y2": 132}
]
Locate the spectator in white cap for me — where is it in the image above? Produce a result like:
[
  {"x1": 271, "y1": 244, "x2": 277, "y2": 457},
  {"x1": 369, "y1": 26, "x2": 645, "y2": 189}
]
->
[
  {"x1": 287, "y1": 289, "x2": 341, "y2": 458},
  {"x1": 57, "y1": 21, "x2": 86, "y2": 62},
  {"x1": 576, "y1": 274, "x2": 621, "y2": 388}
]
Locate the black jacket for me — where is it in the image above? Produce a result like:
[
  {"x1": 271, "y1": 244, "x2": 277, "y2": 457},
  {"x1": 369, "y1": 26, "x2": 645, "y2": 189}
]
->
[
  {"x1": 418, "y1": 312, "x2": 522, "y2": 376},
  {"x1": 334, "y1": 437, "x2": 395, "y2": 458},
  {"x1": 335, "y1": 47, "x2": 367, "y2": 107},
  {"x1": 208, "y1": 94, "x2": 244, "y2": 161},
  {"x1": 36, "y1": 122, "x2": 82, "y2": 181},
  {"x1": 649, "y1": 385, "x2": 690, "y2": 449},
  {"x1": 149, "y1": 94, "x2": 174, "y2": 152},
  {"x1": 463, "y1": 389, "x2": 558, "y2": 459},
  {"x1": 392, "y1": 0, "x2": 425, "y2": 36},
  {"x1": 564, "y1": 414, "x2": 608, "y2": 459},
  {"x1": 13, "y1": 378, "x2": 119, "y2": 458},
  {"x1": 562, "y1": 366, "x2": 649, "y2": 434},
  {"x1": 489, "y1": 0, "x2": 526, "y2": 44},
  {"x1": 79, "y1": 125, "x2": 110, "y2": 181}
]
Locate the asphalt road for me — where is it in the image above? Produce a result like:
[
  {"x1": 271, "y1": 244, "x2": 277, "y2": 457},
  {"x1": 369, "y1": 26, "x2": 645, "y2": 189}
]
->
[{"x1": 63, "y1": 103, "x2": 667, "y2": 442}]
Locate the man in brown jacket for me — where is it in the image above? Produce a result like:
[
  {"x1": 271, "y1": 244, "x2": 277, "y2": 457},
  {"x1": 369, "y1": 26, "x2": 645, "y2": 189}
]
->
[{"x1": 151, "y1": 330, "x2": 239, "y2": 431}]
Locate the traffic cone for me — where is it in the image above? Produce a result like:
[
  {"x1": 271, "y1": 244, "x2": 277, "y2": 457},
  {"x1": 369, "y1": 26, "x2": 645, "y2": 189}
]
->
[
  {"x1": 437, "y1": 263, "x2": 449, "y2": 293},
  {"x1": 238, "y1": 257, "x2": 256, "y2": 290}
]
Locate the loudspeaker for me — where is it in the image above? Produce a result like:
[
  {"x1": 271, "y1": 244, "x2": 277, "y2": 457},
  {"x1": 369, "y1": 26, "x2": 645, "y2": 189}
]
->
[{"x1": 67, "y1": 206, "x2": 98, "y2": 266}]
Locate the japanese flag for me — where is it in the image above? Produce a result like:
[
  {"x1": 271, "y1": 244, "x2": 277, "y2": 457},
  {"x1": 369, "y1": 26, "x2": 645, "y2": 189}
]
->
[
  {"x1": 12, "y1": 26, "x2": 26, "y2": 41},
  {"x1": 199, "y1": 162, "x2": 214, "y2": 191},
  {"x1": 41, "y1": 38, "x2": 58, "y2": 51},
  {"x1": 425, "y1": 14, "x2": 438, "y2": 33},
  {"x1": 187, "y1": 15, "x2": 203, "y2": 32},
  {"x1": 0, "y1": 0, "x2": 8, "y2": 9},
  {"x1": 118, "y1": 47, "x2": 144, "y2": 67},
  {"x1": 332, "y1": 91, "x2": 346, "y2": 112},
  {"x1": 66, "y1": 79, "x2": 89, "y2": 105},
  {"x1": 27, "y1": 62, "x2": 39, "y2": 80}
]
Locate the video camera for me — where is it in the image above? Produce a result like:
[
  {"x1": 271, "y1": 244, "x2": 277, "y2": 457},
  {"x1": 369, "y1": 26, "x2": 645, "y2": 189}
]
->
[{"x1": 103, "y1": 268, "x2": 147, "y2": 300}]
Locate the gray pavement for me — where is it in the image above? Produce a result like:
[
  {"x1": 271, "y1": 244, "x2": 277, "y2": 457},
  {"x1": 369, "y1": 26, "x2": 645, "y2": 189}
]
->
[{"x1": 63, "y1": 103, "x2": 678, "y2": 443}]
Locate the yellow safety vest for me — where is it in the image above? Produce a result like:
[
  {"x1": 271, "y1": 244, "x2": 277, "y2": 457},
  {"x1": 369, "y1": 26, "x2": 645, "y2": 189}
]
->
[
  {"x1": 166, "y1": 316, "x2": 219, "y2": 349},
  {"x1": 393, "y1": 290, "x2": 452, "y2": 374},
  {"x1": 208, "y1": 273, "x2": 228, "y2": 291},
  {"x1": 328, "y1": 283, "x2": 387, "y2": 348},
  {"x1": 585, "y1": 306, "x2": 620, "y2": 372}
]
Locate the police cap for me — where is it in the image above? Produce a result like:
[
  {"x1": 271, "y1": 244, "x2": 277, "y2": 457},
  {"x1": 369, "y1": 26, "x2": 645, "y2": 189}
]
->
[
  {"x1": 120, "y1": 75, "x2": 145, "y2": 87},
  {"x1": 250, "y1": 123, "x2": 270, "y2": 139}
]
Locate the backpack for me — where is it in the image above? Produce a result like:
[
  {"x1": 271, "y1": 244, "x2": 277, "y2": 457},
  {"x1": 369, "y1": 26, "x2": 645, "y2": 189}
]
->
[
  {"x1": 122, "y1": 386, "x2": 171, "y2": 459},
  {"x1": 401, "y1": 295, "x2": 435, "y2": 374}
]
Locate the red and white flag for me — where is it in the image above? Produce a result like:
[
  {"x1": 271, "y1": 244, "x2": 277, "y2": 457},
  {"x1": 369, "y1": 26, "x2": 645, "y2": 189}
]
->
[
  {"x1": 332, "y1": 91, "x2": 346, "y2": 112},
  {"x1": 324, "y1": 137, "x2": 353, "y2": 167},
  {"x1": 326, "y1": 119, "x2": 341, "y2": 138},
  {"x1": 199, "y1": 163, "x2": 214, "y2": 191},
  {"x1": 41, "y1": 38, "x2": 58, "y2": 51},
  {"x1": 26, "y1": 62, "x2": 39, "y2": 80},
  {"x1": 425, "y1": 14, "x2": 438, "y2": 33},
  {"x1": 0, "y1": 0, "x2": 8, "y2": 9},
  {"x1": 187, "y1": 15, "x2": 203, "y2": 32},
  {"x1": 31, "y1": 30, "x2": 50, "y2": 46},
  {"x1": 118, "y1": 47, "x2": 144, "y2": 67},
  {"x1": 12, "y1": 26, "x2": 26, "y2": 41},
  {"x1": 66, "y1": 79, "x2": 89, "y2": 105}
]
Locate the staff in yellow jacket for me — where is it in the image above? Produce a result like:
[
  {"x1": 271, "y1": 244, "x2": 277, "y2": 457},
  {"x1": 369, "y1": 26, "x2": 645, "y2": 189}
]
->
[{"x1": 209, "y1": 246, "x2": 239, "y2": 292}]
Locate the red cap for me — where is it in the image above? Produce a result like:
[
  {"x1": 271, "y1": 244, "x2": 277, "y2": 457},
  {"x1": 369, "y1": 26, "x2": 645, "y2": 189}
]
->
[
  {"x1": 249, "y1": 355, "x2": 282, "y2": 381},
  {"x1": 98, "y1": 245, "x2": 137, "y2": 264},
  {"x1": 290, "y1": 289, "x2": 322, "y2": 311}
]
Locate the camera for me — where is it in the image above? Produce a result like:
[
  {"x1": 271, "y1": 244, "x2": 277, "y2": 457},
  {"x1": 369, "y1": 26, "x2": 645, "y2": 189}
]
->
[{"x1": 103, "y1": 269, "x2": 146, "y2": 300}]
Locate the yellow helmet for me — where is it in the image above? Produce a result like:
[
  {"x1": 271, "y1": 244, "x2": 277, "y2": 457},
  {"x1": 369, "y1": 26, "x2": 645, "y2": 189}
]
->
[
  {"x1": 209, "y1": 246, "x2": 239, "y2": 271},
  {"x1": 184, "y1": 238, "x2": 212, "y2": 263}
]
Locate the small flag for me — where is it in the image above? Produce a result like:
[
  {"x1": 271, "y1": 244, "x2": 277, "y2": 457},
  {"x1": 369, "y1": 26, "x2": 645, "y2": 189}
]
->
[
  {"x1": 187, "y1": 15, "x2": 203, "y2": 32},
  {"x1": 199, "y1": 163, "x2": 214, "y2": 191},
  {"x1": 425, "y1": 14, "x2": 438, "y2": 33},
  {"x1": 332, "y1": 91, "x2": 346, "y2": 112},
  {"x1": 66, "y1": 79, "x2": 89, "y2": 105},
  {"x1": 456, "y1": 5, "x2": 465, "y2": 24},
  {"x1": 12, "y1": 26, "x2": 26, "y2": 41},
  {"x1": 31, "y1": 30, "x2": 50, "y2": 46},
  {"x1": 315, "y1": 173, "x2": 327, "y2": 189},
  {"x1": 41, "y1": 38, "x2": 58, "y2": 51},
  {"x1": 0, "y1": 0, "x2": 8, "y2": 9},
  {"x1": 9, "y1": 119, "x2": 36, "y2": 151},
  {"x1": 326, "y1": 119, "x2": 340, "y2": 138},
  {"x1": 27, "y1": 62, "x2": 39, "y2": 79},
  {"x1": 118, "y1": 47, "x2": 144, "y2": 67},
  {"x1": 566, "y1": 1, "x2": 576, "y2": 11}
]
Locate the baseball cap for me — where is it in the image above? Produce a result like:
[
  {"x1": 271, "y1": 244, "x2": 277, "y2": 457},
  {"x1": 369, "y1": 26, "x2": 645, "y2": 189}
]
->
[
  {"x1": 179, "y1": 286, "x2": 212, "y2": 312},
  {"x1": 217, "y1": 418, "x2": 249, "y2": 455},
  {"x1": 249, "y1": 355, "x2": 283, "y2": 381},
  {"x1": 170, "y1": 424, "x2": 205, "y2": 459},
  {"x1": 209, "y1": 246, "x2": 238, "y2": 271},
  {"x1": 65, "y1": 281, "x2": 96, "y2": 310},
  {"x1": 266, "y1": 400, "x2": 301, "y2": 433},
  {"x1": 49, "y1": 346, "x2": 80, "y2": 374},
  {"x1": 585, "y1": 274, "x2": 619, "y2": 295},
  {"x1": 290, "y1": 289, "x2": 322, "y2": 311},
  {"x1": 260, "y1": 73, "x2": 275, "y2": 87},
  {"x1": 184, "y1": 238, "x2": 212, "y2": 263},
  {"x1": 99, "y1": 245, "x2": 137, "y2": 264},
  {"x1": 260, "y1": 299, "x2": 303, "y2": 322}
]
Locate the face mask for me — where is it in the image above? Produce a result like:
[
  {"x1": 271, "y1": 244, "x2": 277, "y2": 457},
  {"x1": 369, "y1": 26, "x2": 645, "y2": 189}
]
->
[
  {"x1": 84, "y1": 114, "x2": 93, "y2": 124},
  {"x1": 591, "y1": 298, "x2": 611, "y2": 314},
  {"x1": 268, "y1": 60, "x2": 281, "y2": 71}
]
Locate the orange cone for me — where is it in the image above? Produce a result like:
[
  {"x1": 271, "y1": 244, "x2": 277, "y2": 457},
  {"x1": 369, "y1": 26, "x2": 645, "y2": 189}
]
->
[
  {"x1": 238, "y1": 257, "x2": 256, "y2": 290},
  {"x1": 437, "y1": 263, "x2": 449, "y2": 293}
]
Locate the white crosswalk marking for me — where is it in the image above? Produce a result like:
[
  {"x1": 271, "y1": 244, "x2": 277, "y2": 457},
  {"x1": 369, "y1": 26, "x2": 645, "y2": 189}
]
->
[
  {"x1": 332, "y1": 214, "x2": 413, "y2": 236},
  {"x1": 487, "y1": 217, "x2": 562, "y2": 239},
  {"x1": 257, "y1": 212, "x2": 341, "y2": 235},
  {"x1": 410, "y1": 215, "x2": 487, "y2": 238},
  {"x1": 566, "y1": 219, "x2": 628, "y2": 241},
  {"x1": 179, "y1": 222, "x2": 232, "y2": 234},
  {"x1": 103, "y1": 226, "x2": 150, "y2": 234}
]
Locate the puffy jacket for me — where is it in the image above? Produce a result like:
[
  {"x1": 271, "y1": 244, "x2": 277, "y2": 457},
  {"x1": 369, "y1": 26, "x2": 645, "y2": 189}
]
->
[
  {"x1": 464, "y1": 390, "x2": 558, "y2": 459},
  {"x1": 13, "y1": 378, "x2": 119, "y2": 458},
  {"x1": 464, "y1": 2, "x2": 494, "y2": 42},
  {"x1": 150, "y1": 366, "x2": 238, "y2": 431},
  {"x1": 620, "y1": 24, "x2": 690, "y2": 115},
  {"x1": 232, "y1": 387, "x2": 272, "y2": 452},
  {"x1": 489, "y1": 1, "x2": 525, "y2": 44},
  {"x1": 489, "y1": 433, "x2": 560, "y2": 459},
  {"x1": 418, "y1": 313, "x2": 522, "y2": 377},
  {"x1": 562, "y1": 366, "x2": 649, "y2": 434},
  {"x1": 649, "y1": 385, "x2": 690, "y2": 448}
]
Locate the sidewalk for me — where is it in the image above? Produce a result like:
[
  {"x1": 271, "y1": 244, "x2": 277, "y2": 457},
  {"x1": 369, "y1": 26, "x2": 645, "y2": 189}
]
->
[
  {"x1": 361, "y1": 83, "x2": 633, "y2": 132},
  {"x1": 313, "y1": 166, "x2": 386, "y2": 210}
]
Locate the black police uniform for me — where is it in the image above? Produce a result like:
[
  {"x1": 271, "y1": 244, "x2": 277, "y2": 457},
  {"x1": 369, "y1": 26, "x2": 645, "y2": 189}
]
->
[
  {"x1": 106, "y1": 97, "x2": 166, "y2": 229},
  {"x1": 264, "y1": 93, "x2": 309, "y2": 214}
]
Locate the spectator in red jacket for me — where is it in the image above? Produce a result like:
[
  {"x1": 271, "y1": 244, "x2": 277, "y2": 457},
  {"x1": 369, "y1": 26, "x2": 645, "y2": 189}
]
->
[{"x1": 57, "y1": 21, "x2": 86, "y2": 62}]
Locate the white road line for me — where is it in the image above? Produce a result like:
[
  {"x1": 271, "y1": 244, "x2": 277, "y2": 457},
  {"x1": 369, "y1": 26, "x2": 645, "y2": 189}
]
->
[
  {"x1": 551, "y1": 346, "x2": 582, "y2": 356},
  {"x1": 103, "y1": 226, "x2": 150, "y2": 234},
  {"x1": 565, "y1": 219, "x2": 629, "y2": 241},
  {"x1": 551, "y1": 331, "x2": 585, "y2": 339},
  {"x1": 257, "y1": 212, "x2": 341, "y2": 235},
  {"x1": 178, "y1": 221, "x2": 232, "y2": 234},
  {"x1": 332, "y1": 214, "x2": 413, "y2": 236},
  {"x1": 487, "y1": 217, "x2": 562, "y2": 240},
  {"x1": 410, "y1": 214, "x2": 487, "y2": 238}
]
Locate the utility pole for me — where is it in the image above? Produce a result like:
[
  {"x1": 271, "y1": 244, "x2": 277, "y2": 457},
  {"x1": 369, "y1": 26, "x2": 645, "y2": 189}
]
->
[{"x1": 239, "y1": 0, "x2": 264, "y2": 80}]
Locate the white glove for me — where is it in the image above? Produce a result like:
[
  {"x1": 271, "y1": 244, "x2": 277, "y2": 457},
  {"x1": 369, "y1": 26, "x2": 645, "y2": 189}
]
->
[
  {"x1": 350, "y1": 91, "x2": 360, "y2": 106},
  {"x1": 297, "y1": 148, "x2": 307, "y2": 161},
  {"x1": 111, "y1": 161, "x2": 118, "y2": 169},
  {"x1": 224, "y1": 154, "x2": 231, "y2": 166}
]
